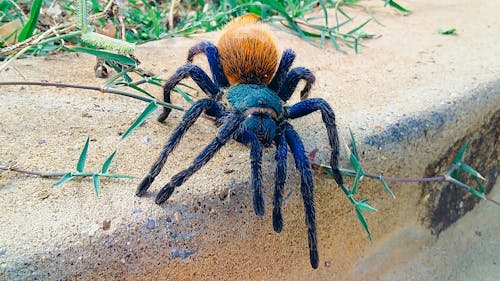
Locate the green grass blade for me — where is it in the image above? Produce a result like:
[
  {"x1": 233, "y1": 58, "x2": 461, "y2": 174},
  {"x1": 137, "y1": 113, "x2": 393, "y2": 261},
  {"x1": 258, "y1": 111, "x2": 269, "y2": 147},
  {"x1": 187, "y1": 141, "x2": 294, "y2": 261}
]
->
[
  {"x1": 474, "y1": 177, "x2": 485, "y2": 193},
  {"x1": 66, "y1": 46, "x2": 137, "y2": 66},
  {"x1": 347, "y1": 18, "x2": 372, "y2": 35},
  {"x1": 438, "y1": 28, "x2": 456, "y2": 35},
  {"x1": 384, "y1": 0, "x2": 410, "y2": 13},
  {"x1": 458, "y1": 162, "x2": 486, "y2": 181},
  {"x1": 121, "y1": 101, "x2": 158, "y2": 140},
  {"x1": 99, "y1": 173, "x2": 135, "y2": 179},
  {"x1": 453, "y1": 141, "x2": 469, "y2": 165},
  {"x1": 173, "y1": 86, "x2": 195, "y2": 104},
  {"x1": 356, "y1": 200, "x2": 377, "y2": 212},
  {"x1": 77, "y1": 137, "x2": 90, "y2": 173},
  {"x1": 127, "y1": 83, "x2": 156, "y2": 99},
  {"x1": 93, "y1": 174, "x2": 100, "y2": 196},
  {"x1": 355, "y1": 207, "x2": 372, "y2": 240},
  {"x1": 18, "y1": 0, "x2": 43, "y2": 41},
  {"x1": 101, "y1": 151, "x2": 117, "y2": 173},
  {"x1": 349, "y1": 128, "x2": 359, "y2": 160},
  {"x1": 52, "y1": 172, "x2": 75, "y2": 187},
  {"x1": 380, "y1": 177, "x2": 396, "y2": 199}
]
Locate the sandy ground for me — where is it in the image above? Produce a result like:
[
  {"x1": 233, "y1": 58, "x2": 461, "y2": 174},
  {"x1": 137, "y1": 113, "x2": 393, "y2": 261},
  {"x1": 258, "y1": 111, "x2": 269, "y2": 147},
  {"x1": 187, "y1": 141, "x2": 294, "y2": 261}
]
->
[{"x1": 0, "y1": 0, "x2": 499, "y2": 280}]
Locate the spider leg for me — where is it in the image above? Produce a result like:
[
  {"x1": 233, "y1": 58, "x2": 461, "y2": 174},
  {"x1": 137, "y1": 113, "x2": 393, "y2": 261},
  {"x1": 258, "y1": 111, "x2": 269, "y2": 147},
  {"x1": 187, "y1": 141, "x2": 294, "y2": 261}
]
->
[
  {"x1": 272, "y1": 132, "x2": 287, "y2": 233},
  {"x1": 234, "y1": 130, "x2": 264, "y2": 217},
  {"x1": 268, "y1": 49, "x2": 296, "y2": 92},
  {"x1": 187, "y1": 41, "x2": 229, "y2": 88},
  {"x1": 155, "y1": 113, "x2": 244, "y2": 204},
  {"x1": 287, "y1": 98, "x2": 344, "y2": 186},
  {"x1": 136, "y1": 99, "x2": 225, "y2": 197},
  {"x1": 284, "y1": 123, "x2": 319, "y2": 269},
  {"x1": 277, "y1": 67, "x2": 315, "y2": 102},
  {"x1": 159, "y1": 64, "x2": 222, "y2": 122}
]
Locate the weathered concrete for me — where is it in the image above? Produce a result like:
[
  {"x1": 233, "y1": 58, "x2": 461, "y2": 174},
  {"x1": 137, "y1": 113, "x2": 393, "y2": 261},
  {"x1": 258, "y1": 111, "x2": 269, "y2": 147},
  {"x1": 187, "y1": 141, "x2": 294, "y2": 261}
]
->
[{"x1": 0, "y1": 0, "x2": 499, "y2": 280}]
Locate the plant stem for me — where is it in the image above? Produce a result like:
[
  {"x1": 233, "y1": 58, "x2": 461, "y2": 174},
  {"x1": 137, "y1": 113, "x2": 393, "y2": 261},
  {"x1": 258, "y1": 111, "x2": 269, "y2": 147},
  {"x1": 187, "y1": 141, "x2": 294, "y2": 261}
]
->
[
  {"x1": 0, "y1": 163, "x2": 66, "y2": 177},
  {"x1": 0, "y1": 81, "x2": 186, "y2": 112}
]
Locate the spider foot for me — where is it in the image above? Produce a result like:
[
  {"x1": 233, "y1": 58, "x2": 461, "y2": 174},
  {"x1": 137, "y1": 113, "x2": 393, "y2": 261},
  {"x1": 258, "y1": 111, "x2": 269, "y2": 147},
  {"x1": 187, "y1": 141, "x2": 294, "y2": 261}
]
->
[
  {"x1": 253, "y1": 194, "x2": 265, "y2": 217},
  {"x1": 272, "y1": 207, "x2": 283, "y2": 233},
  {"x1": 155, "y1": 183, "x2": 175, "y2": 204},
  {"x1": 157, "y1": 108, "x2": 171, "y2": 123},
  {"x1": 136, "y1": 175, "x2": 154, "y2": 197}
]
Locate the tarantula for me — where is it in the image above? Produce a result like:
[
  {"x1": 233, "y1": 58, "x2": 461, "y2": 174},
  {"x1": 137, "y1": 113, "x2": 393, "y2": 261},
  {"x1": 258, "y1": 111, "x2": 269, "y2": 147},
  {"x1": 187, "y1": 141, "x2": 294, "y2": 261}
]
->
[{"x1": 136, "y1": 14, "x2": 344, "y2": 269}]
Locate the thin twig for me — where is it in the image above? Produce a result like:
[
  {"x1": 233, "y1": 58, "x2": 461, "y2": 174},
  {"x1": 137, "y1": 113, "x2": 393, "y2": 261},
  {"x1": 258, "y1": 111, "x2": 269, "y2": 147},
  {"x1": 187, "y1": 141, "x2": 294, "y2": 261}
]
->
[
  {"x1": 0, "y1": 164, "x2": 66, "y2": 178},
  {"x1": 0, "y1": 81, "x2": 186, "y2": 112}
]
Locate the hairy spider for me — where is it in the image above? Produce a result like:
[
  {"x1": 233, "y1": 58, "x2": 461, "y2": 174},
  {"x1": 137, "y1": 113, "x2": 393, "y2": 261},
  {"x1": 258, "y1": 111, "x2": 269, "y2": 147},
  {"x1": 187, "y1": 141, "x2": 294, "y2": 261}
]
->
[{"x1": 136, "y1": 14, "x2": 344, "y2": 269}]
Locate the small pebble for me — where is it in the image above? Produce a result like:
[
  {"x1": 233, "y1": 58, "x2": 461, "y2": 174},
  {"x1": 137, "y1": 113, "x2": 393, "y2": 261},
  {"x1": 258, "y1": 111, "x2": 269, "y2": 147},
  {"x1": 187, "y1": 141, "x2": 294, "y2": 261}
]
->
[
  {"x1": 132, "y1": 208, "x2": 143, "y2": 214},
  {"x1": 171, "y1": 248, "x2": 196, "y2": 259},
  {"x1": 146, "y1": 218, "x2": 156, "y2": 229}
]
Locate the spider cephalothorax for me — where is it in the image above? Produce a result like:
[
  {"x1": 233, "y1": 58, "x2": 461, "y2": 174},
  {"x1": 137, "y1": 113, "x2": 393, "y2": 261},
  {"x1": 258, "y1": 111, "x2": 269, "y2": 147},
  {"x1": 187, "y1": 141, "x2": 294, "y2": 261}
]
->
[{"x1": 136, "y1": 14, "x2": 344, "y2": 269}]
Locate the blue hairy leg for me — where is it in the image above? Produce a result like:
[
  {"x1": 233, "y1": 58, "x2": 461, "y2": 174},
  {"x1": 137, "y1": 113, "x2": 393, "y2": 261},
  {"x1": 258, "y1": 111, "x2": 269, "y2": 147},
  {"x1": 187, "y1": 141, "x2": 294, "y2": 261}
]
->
[
  {"x1": 284, "y1": 123, "x2": 319, "y2": 269},
  {"x1": 187, "y1": 41, "x2": 229, "y2": 88},
  {"x1": 268, "y1": 49, "x2": 296, "y2": 92},
  {"x1": 159, "y1": 64, "x2": 221, "y2": 122},
  {"x1": 288, "y1": 98, "x2": 344, "y2": 186},
  {"x1": 155, "y1": 113, "x2": 244, "y2": 204},
  {"x1": 136, "y1": 99, "x2": 225, "y2": 197},
  {"x1": 234, "y1": 130, "x2": 264, "y2": 217},
  {"x1": 277, "y1": 67, "x2": 315, "y2": 102},
  {"x1": 272, "y1": 132, "x2": 287, "y2": 232}
]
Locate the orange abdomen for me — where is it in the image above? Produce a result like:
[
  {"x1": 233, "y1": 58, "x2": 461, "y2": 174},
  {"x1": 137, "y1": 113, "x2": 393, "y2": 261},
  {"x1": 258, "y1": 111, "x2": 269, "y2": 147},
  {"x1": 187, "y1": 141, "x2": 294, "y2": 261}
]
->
[{"x1": 217, "y1": 14, "x2": 279, "y2": 85}]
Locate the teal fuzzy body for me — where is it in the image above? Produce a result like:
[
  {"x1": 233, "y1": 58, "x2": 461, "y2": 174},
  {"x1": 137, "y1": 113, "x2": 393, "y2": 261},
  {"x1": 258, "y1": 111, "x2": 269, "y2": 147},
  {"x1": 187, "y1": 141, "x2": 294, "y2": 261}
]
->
[
  {"x1": 227, "y1": 84, "x2": 283, "y2": 115},
  {"x1": 227, "y1": 84, "x2": 283, "y2": 145}
]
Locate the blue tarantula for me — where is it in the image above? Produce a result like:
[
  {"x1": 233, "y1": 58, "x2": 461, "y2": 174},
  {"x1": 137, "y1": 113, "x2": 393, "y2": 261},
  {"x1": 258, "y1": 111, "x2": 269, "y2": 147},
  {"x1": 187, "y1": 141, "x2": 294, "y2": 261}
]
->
[{"x1": 136, "y1": 14, "x2": 344, "y2": 269}]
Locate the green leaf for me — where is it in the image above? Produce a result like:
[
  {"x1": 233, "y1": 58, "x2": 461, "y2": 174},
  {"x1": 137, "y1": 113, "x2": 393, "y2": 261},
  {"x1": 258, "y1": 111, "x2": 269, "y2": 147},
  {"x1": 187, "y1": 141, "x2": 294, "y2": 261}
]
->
[
  {"x1": 101, "y1": 151, "x2": 117, "y2": 173},
  {"x1": 349, "y1": 129, "x2": 359, "y2": 160},
  {"x1": 356, "y1": 200, "x2": 377, "y2": 212},
  {"x1": 93, "y1": 174, "x2": 100, "y2": 196},
  {"x1": 384, "y1": 0, "x2": 410, "y2": 13},
  {"x1": 77, "y1": 137, "x2": 90, "y2": 173},
  {"x1": 173, "y1": 86, "x2": 195, "y2": 104},
  {"x1": 66, "y1": 46, "x2": 137, "y2": 66},
  {"x1": 355, "y1": 207, "x2": 372, "y2": 240},
  {"x1": 52, "y1": 172, "x2": 75, "y2": 187},
  {"x1": 18, "y1": 0, "x2": 43, "y2": 41},
  {"x1": 121, "y1": 102, "x2": 158, "y2": 140},
  {"x1": 99, "y1": 173, "x2": 135, "y2": 179},
  {"x1": 380, "y1": 177, "x2": 396, "y2": 199},
  {"x1": 438, "y1": 28, "x2": 456, "y2": 35},
  {"x1": 459, "y1": 162, "x2": 486, "y2": 181},
  {"x1": 453, "y1": 141, "x2": 469, "y2": 165}
]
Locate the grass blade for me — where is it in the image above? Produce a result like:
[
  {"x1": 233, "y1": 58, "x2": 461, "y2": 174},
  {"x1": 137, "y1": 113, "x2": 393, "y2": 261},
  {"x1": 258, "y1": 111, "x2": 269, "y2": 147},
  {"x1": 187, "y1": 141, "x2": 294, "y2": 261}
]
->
[
  {"x1": 356, "y1": 200, "x2": 377, "y2": 212},
  {"x1": 66, "y1": 46, "x2": 137, "y2": 66},
  {"x1": 438, "y1": 28, "x2": 456, "y2": 35},
  {"x1": 77, "y1": 137, "x2": 90, "y2": 173},
  {"x1": 99, "y1": 173, "x2": 135, "y2": 179},
  {"x1": 18, "y1": 0, "x2": 43, "y2": 41},
  {"x1": 384, "y1": 0, "x2": 410, "y2": 13},
  {"x1": 355, "y1": 207, "x2": 372, "y2": 240},
  {"x1": 349, "y1": 128, "x2": 359, "y2": 160},
  {"x1": 458, "y1": 162, "x2": 486, "y2": 181},
  {"x1": 52, "y1": 172, "x2": 75, "y2": 187},
  {"x1": 453, "y1": 141, "x2": 469, "y2": 165},
  {"x1": 101, "y1": 151, "x2": 116, "y2": 173},
  {"x1": 121, "y1": 101, "x2": 158, "y2": 140},
  {"x1": 93, "y1": 174, "x2": 100, "y2": 196},
  {"x1": 380, "y1": 177, "x2": 396, "y2": 199}
]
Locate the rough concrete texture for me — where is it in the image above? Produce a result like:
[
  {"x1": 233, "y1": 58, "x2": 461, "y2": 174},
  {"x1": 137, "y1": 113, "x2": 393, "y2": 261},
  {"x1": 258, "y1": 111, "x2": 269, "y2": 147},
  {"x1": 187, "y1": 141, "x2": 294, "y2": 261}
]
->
[{"x1": 0, "y1": 0, "x2": 499, "y2": 280}]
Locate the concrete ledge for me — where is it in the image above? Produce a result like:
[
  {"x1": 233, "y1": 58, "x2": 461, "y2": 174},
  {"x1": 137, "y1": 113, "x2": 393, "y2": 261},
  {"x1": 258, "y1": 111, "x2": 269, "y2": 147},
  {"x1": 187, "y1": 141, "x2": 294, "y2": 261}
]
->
[{"x1": 1, "y1": 0, "x2": 499, "y2": 280}]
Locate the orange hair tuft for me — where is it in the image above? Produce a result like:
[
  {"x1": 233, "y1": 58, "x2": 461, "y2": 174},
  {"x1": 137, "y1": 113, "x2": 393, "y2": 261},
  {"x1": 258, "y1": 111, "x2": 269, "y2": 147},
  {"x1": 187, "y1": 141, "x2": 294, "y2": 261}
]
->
[{"x1": 217, "y1": 14, "x2": 279, "y2": 85}]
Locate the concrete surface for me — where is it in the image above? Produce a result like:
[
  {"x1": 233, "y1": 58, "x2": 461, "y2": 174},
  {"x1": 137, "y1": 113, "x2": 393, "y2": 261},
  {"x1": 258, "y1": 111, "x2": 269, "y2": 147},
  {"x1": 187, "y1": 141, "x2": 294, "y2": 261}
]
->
[{"x1": 0, "y1": 0, "x2": 499, "y2": 280}]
